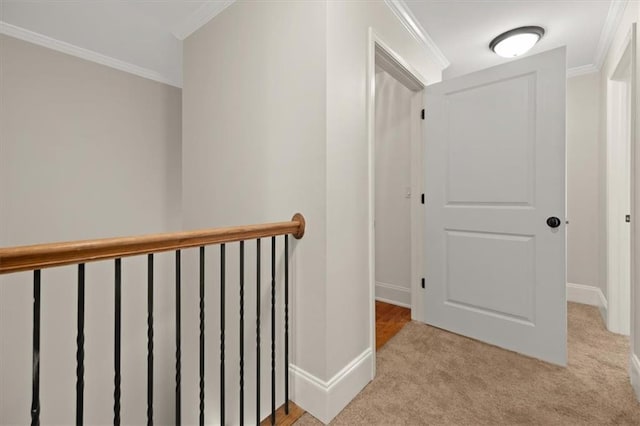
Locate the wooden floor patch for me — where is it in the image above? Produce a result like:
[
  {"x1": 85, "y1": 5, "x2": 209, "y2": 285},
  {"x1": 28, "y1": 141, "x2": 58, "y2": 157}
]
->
[
  {"x1": 376, "y1": 301, "x2": 411, "y2": 350},
  {"x1": 260, "y1": 401, "x2": 305, "y2": 426}
]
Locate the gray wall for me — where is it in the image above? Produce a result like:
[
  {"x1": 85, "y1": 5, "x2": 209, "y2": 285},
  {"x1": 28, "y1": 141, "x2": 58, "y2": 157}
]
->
[
  {"x1": 567, "y1": 73, "x2": 601, "y2": 289},
  {"x1": 182, "y1": 1, "x2": 328, "y2": 423},
  {"x1": 375, "y1": 70, "x2": 413, "y2": 306},
  {"x1": 183, "y1": 0, "x2": 443, "y2": 422},
  {"x1": 324, "y1": 0, "x2": 441, "y2": 385},
  {"x1": 0, "y1": 34, "x2": 182, "y2": 425}
]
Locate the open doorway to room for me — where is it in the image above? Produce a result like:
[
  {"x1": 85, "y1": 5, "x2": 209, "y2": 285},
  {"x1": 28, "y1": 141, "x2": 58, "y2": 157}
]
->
[
  {"x1": 369, "y1": 34, "x2": 427, "y2": 353},
  {"x1": 373, "y1": 67, "x2": 414, "y2": 350},
  {"x1": 606, "y1": 27, "x2": 634, "y2": 336}
]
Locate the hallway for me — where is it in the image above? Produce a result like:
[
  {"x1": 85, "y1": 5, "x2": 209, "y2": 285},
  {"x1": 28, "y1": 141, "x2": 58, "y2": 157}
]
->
[{"x1": 296, "y1": 303, "x2": 640, "y2": 424}]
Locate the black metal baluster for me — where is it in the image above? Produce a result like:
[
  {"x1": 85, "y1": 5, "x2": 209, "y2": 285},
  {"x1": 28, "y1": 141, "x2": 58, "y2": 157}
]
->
[
  {"x1": 220, "y1": 244, "x2": 226, "y2": 426},
  {"x1": 76, "y1": 264, "x2": 85, "y2": 426},
  {"x1": 199, "y1": 247, "x2": 205, "y2": 426},
  {"x1": 31, "y1": 270, "x2": 41, "y2": 426},
  {"x1": 239, "y1": 241, "x2": 245, "y2": 425},
  {"x1": 114, "y1": 259, "x2": 121, "y2": 426},
  {"x1": 256, "y1": 239, "x2": 261, "y2": 425},
  {"x1": 271, "y1": 237, "x2": 276, "y2": 426},
  {"x1": 284, "y1": 235, "x2": 289, "y2": 414},
  {"x1": 175, "y1": 250, "x2": 181, "y2": 426},
  {"x1": 147, "y1": 254, "x2": 154, "y2": 426}
]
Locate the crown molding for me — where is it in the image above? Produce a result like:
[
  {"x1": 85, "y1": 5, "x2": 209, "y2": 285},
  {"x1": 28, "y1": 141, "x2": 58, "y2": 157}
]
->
[
  {"x1": 551, "y1": 1, "x2": 626, "y2": 80},
  {"x1": 172, "y1": 0, "x2": 235, "y2": 40},
  {"x1": 0, "y1": 21, "x2": 181, "y2": 88},
  {"x1": 384, "y1": 0, "x2": 450, "y2": 71},
  {"x1": 567, "y1": 63, "x2": 599, "y2": 78},
  {"x1": 593, "y1": 0, "x2": 629, "y2": 70}
]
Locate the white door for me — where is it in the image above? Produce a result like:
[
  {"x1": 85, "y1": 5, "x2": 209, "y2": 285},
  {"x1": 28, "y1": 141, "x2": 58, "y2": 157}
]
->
[{"x1": 423, "y1": 47, "x2": 567, "y2": 366}]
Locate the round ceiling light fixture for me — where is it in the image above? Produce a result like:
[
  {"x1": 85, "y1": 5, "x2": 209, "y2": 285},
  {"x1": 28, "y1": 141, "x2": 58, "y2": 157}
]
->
[{"x1": 490, "y1": 26, "x2": 545, "y2": 58}]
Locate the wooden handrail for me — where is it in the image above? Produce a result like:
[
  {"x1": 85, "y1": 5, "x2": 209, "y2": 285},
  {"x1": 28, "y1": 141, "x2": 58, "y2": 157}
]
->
[{"x1": 0, "y1": 213, "x2": 305, "y2": 274}]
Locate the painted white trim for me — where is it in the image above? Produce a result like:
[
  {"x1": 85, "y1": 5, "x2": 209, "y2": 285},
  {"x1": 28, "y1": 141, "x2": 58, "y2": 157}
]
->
[
  {"x1": 594, "y1": 0, "x2": 630, "y2": 71},
  {"x1": 567, "y1": 283, "x2": 607, "y2": 308},
  {"x1": 630, "y1": 353, "x2": 640, "y2": 401},
  {"x1": 290, "y1": 349, "x2": 373, "y2": 424},
  {"x1": 368, "y1": 27, "x2": 428, "y2": 381},
  {"x1": 383, "y1": 0, "x2": 450, "y2": 71},
  {"x1": 375, "y1": 281, "x2": 411, "y2": 308},
  {"x1": 171, "y1": 0, "x2": 236, "y2": 40},
  {"x1": 372, "y1": 34, "x2": 430, "y2": 88},
  {"x1": 409, "y1": 91, "x2": 425, "y2": 322},
  {"x1": 567, "y1": 64, "x2": 599, "y2": 78},
  {"x1": 564, "y1": 1, "x2": 627, "y2": 79},
  {"x1": 567, "y1": 282, "x2": 608, "y2": 325},
  {"x1": 0, "y1": 21, "x2": 181, "y2": 88},
  {"x1": 631, "y1": 8, "x2": 639, "y2": 390},
  {"x1": 606, "y1": 25, "x2": 635, "y2": 336},
  {"x1": 368, "y1": 27, "x2": 378, "y2": 382},
  {"x1": 375, "y1": 296, "x2": 411, "y2": 309}
]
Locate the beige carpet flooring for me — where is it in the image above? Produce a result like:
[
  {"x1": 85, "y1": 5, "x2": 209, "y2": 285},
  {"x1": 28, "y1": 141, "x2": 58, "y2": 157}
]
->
[{"x1": 296, "y1": 303, "x2": 640, "y2": 425}]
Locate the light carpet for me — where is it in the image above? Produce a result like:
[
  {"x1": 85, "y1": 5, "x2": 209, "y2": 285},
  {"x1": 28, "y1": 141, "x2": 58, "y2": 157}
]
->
[{"x1": 295, "y1": 303, "x2": 640, "y2": 425}]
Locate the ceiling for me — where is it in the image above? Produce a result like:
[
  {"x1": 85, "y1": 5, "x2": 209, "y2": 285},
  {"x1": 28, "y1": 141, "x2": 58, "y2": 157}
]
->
[
  {"x1": 404, "y1": 0, "x2": 619, "y2": 79},
  {"x1": 0, "y1": 0, "x2": 625, "y2": 86},
  {"x1": 0, "y1": 1, "x2": 233, "y2": 87}
]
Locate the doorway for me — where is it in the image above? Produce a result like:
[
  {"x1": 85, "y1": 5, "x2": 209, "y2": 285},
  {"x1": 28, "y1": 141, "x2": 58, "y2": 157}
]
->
[
  {"x1": 369, "y1": 36, "x2": 567, "y2": 368},
  {"x1": 373, "y1": 67, "x2": 414, "y2": 349},
  {"x1": 367, "y1": 31, "x2": 428, "y2": 360},
  {"x1": 373, "y1": 67, "x2": 414, "y2": 309},
  {"x1": 607, "y1": 27, "x2": 634, "y2": 336}
]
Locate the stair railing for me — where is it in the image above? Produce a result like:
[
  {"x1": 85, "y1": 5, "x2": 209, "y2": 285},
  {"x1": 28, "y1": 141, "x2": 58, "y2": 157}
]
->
[{"x1": 0, "y1": 213, "x2": 306, "y2": 426}]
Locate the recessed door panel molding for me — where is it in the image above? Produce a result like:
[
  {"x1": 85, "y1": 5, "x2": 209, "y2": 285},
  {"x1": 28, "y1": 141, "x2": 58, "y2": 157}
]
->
[
  {"x1": 445, "y1": 72, "x2": 536, "y2": 207},
  {"x1": 444, "y1": 230, "x2": 536, "y2": 324},
  {"x1": 424, "y1": 47, "x2": 566, "y2": 366}
]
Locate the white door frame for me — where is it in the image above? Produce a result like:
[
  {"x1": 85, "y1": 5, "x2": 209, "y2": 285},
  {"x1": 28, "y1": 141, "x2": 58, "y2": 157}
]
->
[
  {"x1": 607, "y1": 25, "x2": 636, "y2": 335},
  {"x1": 367, "y1": 28, "x2": 430, "y2": 377},
  {"x1": 630, "y1": 22, "x2": 640, "y2": 400}
]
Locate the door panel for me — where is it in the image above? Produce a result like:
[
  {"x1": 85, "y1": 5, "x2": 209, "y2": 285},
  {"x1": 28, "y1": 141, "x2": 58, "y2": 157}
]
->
[
  {"x1": 446, "y1": 73, "x2": 535, "y2": 205},
  {"x1": 445, "y1": 230, "x2": 536, "y2": 323},
  {"x1": 424, "y1": 47, "x2": 566, "y2": 365}
]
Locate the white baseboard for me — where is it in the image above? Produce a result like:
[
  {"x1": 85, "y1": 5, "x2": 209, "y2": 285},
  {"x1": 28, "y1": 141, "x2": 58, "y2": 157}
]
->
[
  {"x1": 290, "y1": 348, "x2": 373, "y2": 424},
  {"x1": 630, "y1": 353, "x2": 640, "y2": 402},
  {"x1": 567, "y1": 282, "x2": 608, "y2": 323},
  {"x1": 566, "y1": 282, "x2": 606, "y2": 306},
  {"x1": 375, "y1": 281, "x2": 411, "y2": 308}
]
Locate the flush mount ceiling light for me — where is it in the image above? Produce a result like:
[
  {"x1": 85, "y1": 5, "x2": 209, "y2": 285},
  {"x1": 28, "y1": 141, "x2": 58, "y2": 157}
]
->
[{"x1": 490, "y1": 26, "x2": 545, "y2": 58}]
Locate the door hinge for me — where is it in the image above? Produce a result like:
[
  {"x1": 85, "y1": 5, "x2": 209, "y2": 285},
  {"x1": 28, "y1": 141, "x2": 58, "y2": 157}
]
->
[
  {"x1": 421, "y1": 278, "x2": 425, "y2": 289},
  {"x1": 421, "y1": 193, "x2": 425, "y2": 204},
  {"x1": 421, "y1": 109, "x2": 425, "y2": 120},
  {"x1": 626, "y1": 214, "x2": 631, "y2": 223}
]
